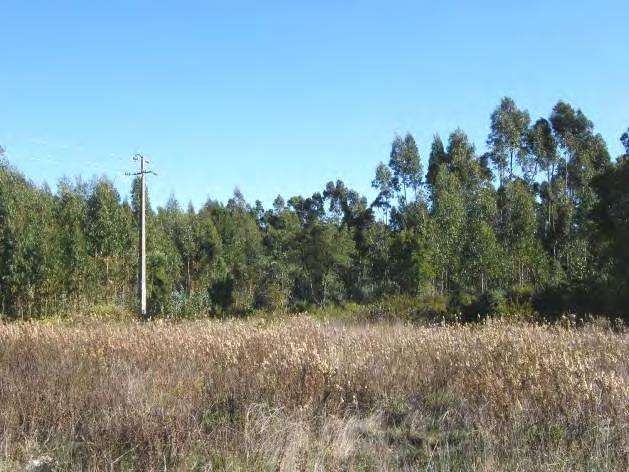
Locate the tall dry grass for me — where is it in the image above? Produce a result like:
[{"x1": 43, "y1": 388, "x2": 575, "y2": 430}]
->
[{"x1": 0, "y1": 317, "x2": 627, "y2": 470}]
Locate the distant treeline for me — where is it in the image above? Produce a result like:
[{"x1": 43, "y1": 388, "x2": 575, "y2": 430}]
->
[{"x1": 1, "y1": 98, "x2": 628, "y2": 319}]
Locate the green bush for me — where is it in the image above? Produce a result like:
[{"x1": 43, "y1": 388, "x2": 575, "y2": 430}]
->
[
  {"x1": 507, "y1": 284, "x2": 534, "y2": 314},
  {"x1": 368, "y1": 294, "x2": 449, "y2": 323}
]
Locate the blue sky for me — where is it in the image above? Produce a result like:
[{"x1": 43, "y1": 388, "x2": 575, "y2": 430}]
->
[{"x1": 1, "y1": 0, "x2": 627, "y2": 209}]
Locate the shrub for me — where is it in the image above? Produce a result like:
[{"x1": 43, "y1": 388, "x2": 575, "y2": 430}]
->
[{"x1": 369, "y1": 294, "x2": 449, "y2": 323}]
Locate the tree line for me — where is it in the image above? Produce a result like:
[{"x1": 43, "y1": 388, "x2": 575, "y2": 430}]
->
[{"x1": 1, "y1": 98, "x2": 628, "y2": 319}]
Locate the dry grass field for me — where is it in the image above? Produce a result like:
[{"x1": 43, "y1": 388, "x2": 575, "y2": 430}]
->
[{"x1": 0, "y1": 316, "x2": 627, "y2": 470}]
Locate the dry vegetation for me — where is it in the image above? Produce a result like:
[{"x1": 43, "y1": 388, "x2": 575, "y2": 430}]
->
[{"x1": 0, "y1": 316, "x2": 627, "y2": 471}]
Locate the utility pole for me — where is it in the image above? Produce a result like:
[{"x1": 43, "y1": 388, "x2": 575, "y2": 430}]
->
[{"x1": 126, "y1": 154, "x2": 156, "y2": 318}]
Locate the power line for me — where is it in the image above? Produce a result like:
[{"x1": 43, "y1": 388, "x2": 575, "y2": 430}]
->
[{"x1": 8, "y1": 136, "x2": 132, "y2": 176}]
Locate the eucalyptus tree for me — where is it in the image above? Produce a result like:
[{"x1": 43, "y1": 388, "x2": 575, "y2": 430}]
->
[
  {"x1": 447, "y1": 128, "x2": 481, "y2": 191},
  {"x1": 389, "y1": 201, "x2": 435, "y2": 294},
  {"x1": 272, "y1": 195, "x2": 285, "y2": 213},
  {"x1": 425, "y1": 135, "x2": 448, "y2": 204},
  {"x1": 363, "y1": 221, "x2": 393, "y2": 296},
  {"x1": 550, "y1": 101, "x2": 593, "y2": 197},
  {"x1": 298, "y1": 220, "x2": 355, "y2": 306},
  {"x1": 258, "y1": 196, "x2": 300, "y2": 310},
  {"x1": 28, "y1": 183, "x2": 59, "y2": 314},
  {"x1": 462, "y1": 185, "x2": 503, "y2": 293},
  {"x1": 498, "y1": 180, "x2": 542, "y2": 286},
  {"x1": 488, "y1": 97, "x2": 531, "y2": 186},
  {"x1": 324, "y1": 180, "x2": 349, "y2": 225},
  {"x1": 0, "y1": 162, "x2": 57, "y2": 316},
  {"x1": 158, "y1": 195, "x2": 202, "y2": 296},
  {"x1": 324, "y1": 181, "x2": 375, "y2": 297},
  {"x1": 210, "y1": 191, "x2": 264, "y2": 311},
  {"x1": 431, "y1": 164, "x2": 466, "y2": 293},
  {"x1": 0, "y1": 161, "x2": 26, "y2": 314},
  {"x1": 86, "y1": 178, "x2": 128, "y2": 301},
  {"x1": 371, "y1": 162, "x2": 394, "y2": 223},
  {"x1": 191, "y1": 202, "x2": 228, "y2": 307},
  {"x1": 550, "y1": 101, "x2": 611, "y2": 278},
  {"x1": 136, "y1": 200, "x2": 177, "y2": 315},
  {"x1": 56, "y1": 178, "x2": 90, "y2": 307},
  {"x1": 288, "y1": 192, "x2": 325, "y2": 226},
  {"x1": 621, "y1": 128, "x2": 629, "y2": 155},
  {"x1": 388, "y1": 133, "x2": 423, "y2": 204},
  {"x1": 591, "y1": 148, "x2": 629, "y2": 304},
  {"x1": 118, "y1": 198, "x2": 137, "y2": 304},
  {"x1": 528, "y1": 118, "x2": 558, "y2": 184},
  {"x1": 527, "y1": 118, "x2": 559, "y2": 249}
]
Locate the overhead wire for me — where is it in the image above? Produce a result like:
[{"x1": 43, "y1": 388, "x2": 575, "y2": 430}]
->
[{"x1": 3, "y1": 136, "x2": 162, "y2": 202}]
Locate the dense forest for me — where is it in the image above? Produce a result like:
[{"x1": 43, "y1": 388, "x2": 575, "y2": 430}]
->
[{"x1": 1, "y1": 98, "x2": 628, "y2": 319}]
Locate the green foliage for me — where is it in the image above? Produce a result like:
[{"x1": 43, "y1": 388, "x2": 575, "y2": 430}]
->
[
  {"x1": 621, "y1": 128, "x2": 629, "y2": 155},
  {"x1": 0, "y1": 99, "x2": 628, "y2": 320},
  {"x1": 488, "y1": 97, "x2": 531, "y2": 185},
  {"x1": 425, "y1": 134, "x2": 448, "y2": 197},
  {"x1": 388, "y1": 133, "x2": 423, "y2": 204},
  {"x1": 368, "y1": 294, "x2": 449, "y2": 322}
]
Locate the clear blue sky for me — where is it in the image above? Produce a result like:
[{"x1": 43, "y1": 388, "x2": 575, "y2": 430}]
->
[{"x1": 1, "y1": 0, "x2": 627, "y2": 209}]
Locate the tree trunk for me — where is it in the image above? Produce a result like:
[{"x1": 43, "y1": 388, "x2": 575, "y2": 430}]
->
[
  {"x1": 565, "y1": 157, "x2": 569, "y2": 196},
  {"x1": 519, "y1": 261, "x2": 523, "y2": 286},
  {"x1": 187, "y1": 257, "x2": 191, "y2": 295}
]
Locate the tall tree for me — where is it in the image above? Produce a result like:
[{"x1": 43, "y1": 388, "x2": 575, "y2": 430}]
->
[
  {"x1": 528, "y1": 118, "x2": 558, "y2": 184},
  {"x1": 431, "y1": 164, "x2": 466, "y2": 293},
  {"x1": 488, "y1": 97, "x2": 531, "y2": 185},
  {"x1": 528, "y1": 118, "x2": 559, "y2": 240},
  {"x1": 463, "y1": 187, "x2": 503, "y2": 293},
  {"x1": 371, "y1": 162, "x2": 394, "y2": 223},
  {"x1": 497, "y1": 181, "x2": 542, "y2": 287},
  {"x1": 447, "y1": 129, "x2": 481, "y2": 190},
  {"x1": 425, "y1": 135, "x2": 448, "y2": 203},
  {"x1": 389, "y1": 133, "x2": 422, "y2": 204},
  {"x1": 550, "y1": 101, "x2": 593, "y2": 197},
  {"x1": 86, "y1": 178, "x2": 126, "y2": 301},
  {"x1": 621, "y1": 128, "x2": 629, "y2": 155},
  {"x1": 591, "y1": 152, "x2": 629, "y2": 306},
  {"x1": 299, "y1": 222, "x2": 354, "y2": 306},
  {"x1": 56, "y1": 178, "x2": 90, "y2": 307},
  {"x1": 550, "y1": 102, "x2": 611, "y2": 277}
]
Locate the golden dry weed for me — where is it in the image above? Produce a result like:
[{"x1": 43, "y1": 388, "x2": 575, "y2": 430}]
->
[{"x1": 0, "y1": 317, "x2": 627, "y2": 470}]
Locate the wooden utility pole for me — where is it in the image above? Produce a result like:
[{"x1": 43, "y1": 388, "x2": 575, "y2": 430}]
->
[{"x1": 127, "y1": 154, "x2": 155, "y2": 318}]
